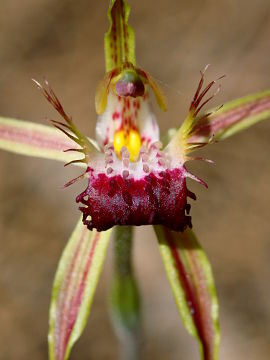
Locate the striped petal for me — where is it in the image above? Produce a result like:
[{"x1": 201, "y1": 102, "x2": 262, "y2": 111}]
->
[
  {"x1": 190, "y1": 90, "x2": 270, "y2": 143},
  {"x1": 49, "y1": 217, "x2": 112, "y2": 360},
  {"x1": 105, "y1": 0, "x2": 135, "y2": 72},
  {"x1": 154, "y1": 226, "x2": 220, "y2": 360},
  {"x1": 166, "y1": 67, "x2": 270, "y2": 158},
  {"x1": 0, "y1": 116, "x2": 83, "y2": 165}
]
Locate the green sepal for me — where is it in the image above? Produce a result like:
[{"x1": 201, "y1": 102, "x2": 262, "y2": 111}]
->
[{"x1": 105, "y1": 0, "x2": 136, "y2": 72}]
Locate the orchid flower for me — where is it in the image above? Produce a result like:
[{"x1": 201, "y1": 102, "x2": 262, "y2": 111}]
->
[{"x1": 0, "y1": 1, "x2": 270, "y2": 360}]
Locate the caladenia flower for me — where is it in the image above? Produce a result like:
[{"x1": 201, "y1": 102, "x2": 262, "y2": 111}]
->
[{"x1": 0, "y1": 0, "x2": 270, "y2": 359}]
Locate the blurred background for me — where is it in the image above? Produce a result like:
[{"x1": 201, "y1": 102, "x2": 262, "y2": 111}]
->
[{"x1": 0, "y1": 0, "x2": 270, "y2": 359}]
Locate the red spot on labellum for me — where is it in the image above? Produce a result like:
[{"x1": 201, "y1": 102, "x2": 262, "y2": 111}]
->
[{"x1": 112, "y1": 112, "x2": 120, "y2": 120}]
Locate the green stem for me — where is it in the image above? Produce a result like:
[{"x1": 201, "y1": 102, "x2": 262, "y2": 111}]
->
[{"x1": 109, "y1": 226, "x2": 141, "y2": 360}]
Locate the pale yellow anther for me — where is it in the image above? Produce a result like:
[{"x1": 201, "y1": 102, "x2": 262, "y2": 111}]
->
[{"x1": 113, "y1": 129, "x2": 141, "y2": 161}]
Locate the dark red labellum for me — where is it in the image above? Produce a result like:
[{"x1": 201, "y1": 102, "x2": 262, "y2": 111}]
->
[{"x1": 77, "y1": 168, "x2": 193, "y2": 232}]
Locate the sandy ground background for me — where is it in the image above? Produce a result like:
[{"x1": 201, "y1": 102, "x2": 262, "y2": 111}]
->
[{"x1": 0, "y1": 0, "x2": 270, "y2": 359}]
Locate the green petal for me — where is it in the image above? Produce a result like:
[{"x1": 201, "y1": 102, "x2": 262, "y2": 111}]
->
[
  {"x1": 0, "y1": 116, "x2": 84, "y2": 165},
  {"x1": 154, "y1": 226, "x2": 220, "y2": 360},
  {"x1": 137, "y1": 68, "x2": 168, "y2": 112},
  {"x1": 49, "y1": 217, "x2": 112, "y2": 360},
  {"x1": 191, "y1": 90, "x2": 270, "y2": 143},
  {"x1": 105, "y1": 0, "x2": 136, "y2": 72},
  {"x1": 166, "y1": 68, "x2": 270, "y2": 158}
]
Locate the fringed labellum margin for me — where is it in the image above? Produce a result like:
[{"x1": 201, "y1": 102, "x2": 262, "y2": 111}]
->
[{"x1": 77, "y1": 165, "x2": 193, "y2": 232}]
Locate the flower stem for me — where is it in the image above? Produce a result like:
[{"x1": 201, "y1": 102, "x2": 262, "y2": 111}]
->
[{"x1": 109, "y1": 225, "x2": 141, "y2": 360}]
